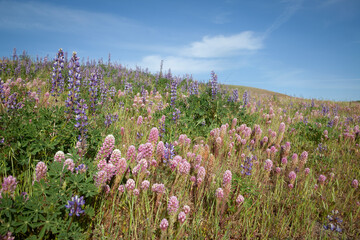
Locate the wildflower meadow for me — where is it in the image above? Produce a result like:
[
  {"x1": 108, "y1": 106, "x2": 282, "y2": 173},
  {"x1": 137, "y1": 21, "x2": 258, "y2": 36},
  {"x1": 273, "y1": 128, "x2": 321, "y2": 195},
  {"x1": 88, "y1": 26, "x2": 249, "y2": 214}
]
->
[{"x1": 0, "y1": 48, "x2": 359, "y2": 239}]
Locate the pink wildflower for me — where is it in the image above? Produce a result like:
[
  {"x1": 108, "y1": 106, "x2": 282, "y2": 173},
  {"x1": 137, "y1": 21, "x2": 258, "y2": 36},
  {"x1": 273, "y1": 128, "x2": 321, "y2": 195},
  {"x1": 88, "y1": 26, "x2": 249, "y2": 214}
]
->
[
  {"x1": 35, "y1": 161, "x2": 47, "y2": 182},
  {"x1": 352, "y1": 179, "x2": 359, "y2": 189},
  {"x1": 222, "y1": 170, "x2": 232, "y2": 187},
  {"x1": 133, "y1": 189, "x2": 140, "y2": 196},
  {"x1": 126, "y1": 145, "x2": 136, "y2": 162},
  {"x1": 168, "y1": 196, "x2": 179, "y2": 215},
  {"x1": 95, "y1": 170, "x2": 107, "y2": 187},
  {"x1": 64, "y1": 159, "x2": 75, "y2": 172},
  {"x1": 215, "y1": 188, "x2": 224, "y2": 200},
  {"x1": 236, "y1": 194, "x2": 245, "y2": 205},
  {"x1": 118, "y1": 185, "x2": 125, "y2": 193},
  {"x1": 137, "y1": 116, "x2": 143, "y2": 125},
  {"x1": 160, "y1": 219, "x2": 169, "y2": 231},
  {"x1": 318, "y1": 174, "x2": 327, "y2": 185},
  {"x1": 156, "y1": 141, "x2": 165, "y2": 160},
  {"x1": 96, "y1": 135, "x2": 115, "y2": 161},
  {"x1": 183, "y1": 205, "x2": 191, "y2": 215},
  {"x1": 125, "y1": 179, "x2": 135, "y2": 191},
  {"x1": 264, "y1": 159, "x2": 273, "y2": 172},
  {"x1": 288, "y1": 171, "x2": 297, "y2": 183},
  {"x1": 1, "y1": 175, "x2": 17, "y2": 196},
  {"x1": 54, "y1": 151, "x2": 65, "y2": 163},
  {"x1": 148, "y1": 127, "x2": 159, "y2": 144},
  {"x1": 141, "y1": 180, "x2": 150, "y2": 190},
  {"x1": 279, "y1": 122, "x2": 286, "y2": 133},
  {"x1": 178, "y1": 211, "x2": 186, "y2": 224}
]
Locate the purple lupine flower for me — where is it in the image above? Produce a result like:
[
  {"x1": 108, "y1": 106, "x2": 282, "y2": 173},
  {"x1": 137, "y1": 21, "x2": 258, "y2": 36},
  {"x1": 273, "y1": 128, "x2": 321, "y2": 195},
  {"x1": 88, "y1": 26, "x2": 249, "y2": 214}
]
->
[
  {"x1": 304, "y1": 168, "x2": 310, "y2": 175},
  {"x1": 65, "y1": 52, "x2": 81, "y2": 117},
  {"x1": 35, "y1": 161, "x2": 47, "y2": 182},
  {"x1": 178, "y1": 211, "x2": 186, "y2": 224},
  {"x1": 232, "y1": 89, "x2": 239, "y2": 102},
  {"x1": 241, "y1": 155, "x2": 255, "y2": 176},
  {"x1": 164, "y1": 142, "x2": 175, "y2": 163},
  {"x1": 74, "y1": 98, "x2": 88, "y2": 143},
  {"x1": 168, "y1": 196, "x2": 179, "y2": 215},
  {"x1": 210, "y1": 71, "x2": 218, "y2": 99},
  {"x1": 50, "y1": 48, "x2": 65, "y2": 99},
  {"x1": 160, "y1": 218, "x2": 169, "y2": 231},
  {"x1": 5, "y1": 92, "x2": 23, "y2": 111},
  {"x1": 65, "y1": 195, "x2": 85, "y2": 217},
  {"x1": 172, "y1": 108, "x2": 181, "y2": 122},
  {"x1": 98, "y1": 79, "x2": 108, "y2": 106},
  {"x1": 54, "y1": 151, "x2": 65, "y2": 163},
  {"x1": 243, "y1": 90, "x2": 249, "y2": 107},
  {"x1": 75, "y1": 164, "x2": 87, "y2": 174},
  {"x1": 170, "y1": 79, "x2": 178, "y2": 107},
  {"x1": 88, "y1": 72, "x2": 99, "y2": 114}
]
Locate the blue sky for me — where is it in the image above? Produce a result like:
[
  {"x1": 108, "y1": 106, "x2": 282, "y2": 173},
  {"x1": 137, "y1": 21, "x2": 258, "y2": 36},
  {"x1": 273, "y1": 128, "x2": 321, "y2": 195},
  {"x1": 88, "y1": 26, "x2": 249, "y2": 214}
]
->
[{"x1": 0, "y1": 0, "x2": 359, "y2": 101}]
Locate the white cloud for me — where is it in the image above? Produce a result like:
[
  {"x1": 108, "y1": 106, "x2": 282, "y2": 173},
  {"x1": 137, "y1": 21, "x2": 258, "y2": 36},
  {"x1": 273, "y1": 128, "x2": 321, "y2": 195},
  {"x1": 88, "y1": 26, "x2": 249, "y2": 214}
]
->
[
  {"x1": 180, "y1": 32, "x2": 263, "y2": 58},
  {"x1": 138, "y1": 55, "x2": 225, "y2": 74},
  {"x1": 0, "y1": 1, "x2": 144, "y2": 35},
  {"x1": 213, "y1": 12, "x2": 232, "y2": 24},
  {"x1": 264, "y1": 0, "x2": 303, "y2": 38}
]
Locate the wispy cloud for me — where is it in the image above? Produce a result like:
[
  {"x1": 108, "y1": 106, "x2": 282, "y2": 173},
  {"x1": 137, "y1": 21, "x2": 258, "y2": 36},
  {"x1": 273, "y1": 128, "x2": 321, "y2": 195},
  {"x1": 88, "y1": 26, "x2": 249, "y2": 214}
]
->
[
  {"x1": 320, "y1": 0, "x2": 345, "y2": 7},
  {"x1": 137, "y1": 55, "x2": 227, "y2": 74},
  {"x1": 263, "y1": 0, "x2": 303, "y2": 38},
  {"x1": 136, "y1": 31, "x2": 263, "y2": 75},
  {"x1": 213, "y1": 12, "x2": 232, "y2": 24},
  {"x1": 0, "y1": 1, "x2": 149, "y2": 38},
  {"x1": 180, "y1": 32, "x2": 263, "y2": 58}
]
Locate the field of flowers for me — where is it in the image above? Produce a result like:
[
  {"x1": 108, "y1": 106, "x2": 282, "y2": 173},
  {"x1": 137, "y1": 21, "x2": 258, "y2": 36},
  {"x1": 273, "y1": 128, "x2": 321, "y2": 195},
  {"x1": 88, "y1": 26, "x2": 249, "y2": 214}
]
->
[{"x1": 0, "y1": 49, "x2": 359, "y2": 239}]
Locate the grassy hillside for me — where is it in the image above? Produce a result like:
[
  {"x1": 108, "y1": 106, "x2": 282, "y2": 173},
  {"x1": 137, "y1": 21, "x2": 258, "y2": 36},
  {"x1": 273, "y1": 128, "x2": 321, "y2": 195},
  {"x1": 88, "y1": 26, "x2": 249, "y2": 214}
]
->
[{"x1": 0, "y1": 50, "x2": 359, "y2": 239}]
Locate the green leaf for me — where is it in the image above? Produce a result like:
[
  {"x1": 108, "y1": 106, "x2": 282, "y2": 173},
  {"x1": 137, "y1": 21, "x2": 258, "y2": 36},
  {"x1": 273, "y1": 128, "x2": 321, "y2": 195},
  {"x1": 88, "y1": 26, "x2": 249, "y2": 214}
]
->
[{"x1": 85, "y1": 206, "x2": 95, "y2": 218}]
